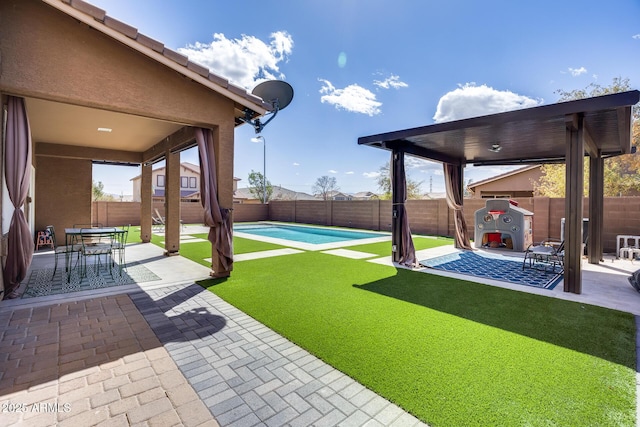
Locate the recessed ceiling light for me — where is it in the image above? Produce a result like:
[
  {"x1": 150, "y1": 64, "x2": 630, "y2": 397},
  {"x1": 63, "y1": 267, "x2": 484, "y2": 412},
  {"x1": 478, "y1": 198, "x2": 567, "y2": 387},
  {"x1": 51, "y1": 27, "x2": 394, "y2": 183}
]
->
[
  {"x1": 97, "y1": 127, "x2": 112, "y2": 132},
  {"x1": 488, "y1": 143, "x2": 502, "y2": 153}
]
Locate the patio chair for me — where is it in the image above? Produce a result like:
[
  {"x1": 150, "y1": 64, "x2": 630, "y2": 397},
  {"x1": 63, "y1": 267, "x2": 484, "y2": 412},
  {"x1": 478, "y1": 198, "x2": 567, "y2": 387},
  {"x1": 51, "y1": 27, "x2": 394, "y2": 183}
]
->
[
  {"x1": 47, "y1": 225, "x2": 82, "y2": 279},
  {"x1": 152, "y1": 209, "x2": 165, "y2": 231},
  {"x1": 628, "y1": 269, "x2": 640, "y2": 292},
  {"x1": 72, "y1": 223, "x2": 105, "y2": 245},
  {"x1": 152, "y1": 208, "x2": 184, "y2": 231},
  {"x1": 78, "y1": 228, "x2": 116, "y2": 279},
  {"x1": 111, "y1": 224, "x2": 130, "y2": 270},
  {"x1": 523, "y1": 240, "x2": 564, "y2": 274}
]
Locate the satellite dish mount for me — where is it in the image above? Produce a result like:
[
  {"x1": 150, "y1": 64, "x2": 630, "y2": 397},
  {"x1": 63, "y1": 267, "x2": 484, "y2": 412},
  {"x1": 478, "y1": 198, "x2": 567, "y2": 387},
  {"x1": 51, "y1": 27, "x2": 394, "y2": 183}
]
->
[{"x1": 242, "y1": 80, "x2": 294, "y2": 134}]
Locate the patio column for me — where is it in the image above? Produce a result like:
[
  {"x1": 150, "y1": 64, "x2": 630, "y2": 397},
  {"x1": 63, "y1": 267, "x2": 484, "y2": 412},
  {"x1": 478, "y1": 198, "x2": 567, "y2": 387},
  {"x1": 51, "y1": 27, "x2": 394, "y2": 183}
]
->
[
  {"x1": 391, "y1": 150, "x2": 403, "y2": 263},
  {"x1": 564, "y1": 113, "x2": 584, "y2": 294},
  {"x1": 164, "y1": 148, "x2": 181, "y2": 255},
  {"x1": 140, "y1": 162, "x2": 152, "y2": 243},
  {"x1": 588, "y1": 153, "x2": 604, "y2": 263}
]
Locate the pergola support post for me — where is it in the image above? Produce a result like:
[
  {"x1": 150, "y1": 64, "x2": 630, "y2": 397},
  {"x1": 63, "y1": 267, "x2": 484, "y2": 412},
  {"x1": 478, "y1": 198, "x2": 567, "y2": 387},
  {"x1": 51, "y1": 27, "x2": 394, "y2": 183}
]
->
[
  {"x1": 588, "y1": 154, "x2": 604, "y2": 263},
  {"x1": 391, "y1": 150, "x2": 403, "y2": 263},
  {"x1": 140, "y1": 162, "x2": 152, "y2": 243},
  {"x1": 564, "y1": 114, "x2": 584, "y2": 294},
  {"x1": 164, "y1": 148, "x2": 181, "y2": 255}
]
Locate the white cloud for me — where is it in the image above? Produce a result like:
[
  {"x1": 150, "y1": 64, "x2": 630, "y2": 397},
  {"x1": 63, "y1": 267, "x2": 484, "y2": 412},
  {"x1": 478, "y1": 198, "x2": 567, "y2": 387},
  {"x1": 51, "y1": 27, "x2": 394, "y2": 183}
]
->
[
  {"x1": 433, "y1": 83, "x2": 542, "y2": 123},
  {"x1": 178, "y1": 31, "x2": 293, "y2": 89},
  {"x1": 568, "y1": 66, "x2": 587, "y2": 77},
  {"x1": 345, "y1": 171, "x2": 355, "y2": 175},
  {"x1": 374, "y1": 74, "x2": 408, "y2": 90},
  {"x1": 633, "y1": 34, "x2": 640, "y2": 39},
  {"x1": 328, "y1": 169, "x2": 338, "y2": 174},
  {"x1": 318, "y1": 79, "x2": 382, "y2": 116},
  {"x1": 405, "y1": 155, "x2": 434, "y2": 170},
  {"x1": 363, "y1": 171, "x2": 380, "y2": 179},
  {"x1": 293, "y1": 162, "x2": 300, "y2": 166}
]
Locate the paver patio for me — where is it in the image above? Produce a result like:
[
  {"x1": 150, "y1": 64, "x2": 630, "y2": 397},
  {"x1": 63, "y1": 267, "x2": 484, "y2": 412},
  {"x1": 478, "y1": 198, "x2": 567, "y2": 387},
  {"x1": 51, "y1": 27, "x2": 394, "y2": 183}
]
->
[
  {"x1": 1, "y1": 227, "x2": 638, "y2": 426},
  {"x1": 0, "y1": 239, "x2": 427, "y2": 426}
]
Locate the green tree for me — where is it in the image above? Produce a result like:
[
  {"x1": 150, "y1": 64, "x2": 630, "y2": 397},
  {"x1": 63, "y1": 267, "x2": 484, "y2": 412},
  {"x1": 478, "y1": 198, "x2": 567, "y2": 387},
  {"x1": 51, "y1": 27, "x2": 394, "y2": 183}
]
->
[
  {"x1": 534, "y1": 77, "x2": 640, "y2": 197},
  {"x1": 312, "y1": 175, "x2": 339, "y2": 200},
  {"x1": 92, "y1": 180, "x2": 105, "y2": 201},
  {"x1": 376, "y1": 161, "x2": 424, "y2": 200},
  {"x1": 248, "y1": 170, "x2": 273, "y2": 203}
]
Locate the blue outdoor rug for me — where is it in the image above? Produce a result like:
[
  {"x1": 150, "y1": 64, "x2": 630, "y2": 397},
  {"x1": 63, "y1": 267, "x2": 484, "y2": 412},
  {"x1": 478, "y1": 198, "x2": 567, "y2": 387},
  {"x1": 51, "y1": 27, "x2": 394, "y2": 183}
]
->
[
  {"x1": 420, "y1": 251, "x2": 563, "y2": 290},
  {"x1": 22, "y1": 262, "x2": 161, "y2": 298}
]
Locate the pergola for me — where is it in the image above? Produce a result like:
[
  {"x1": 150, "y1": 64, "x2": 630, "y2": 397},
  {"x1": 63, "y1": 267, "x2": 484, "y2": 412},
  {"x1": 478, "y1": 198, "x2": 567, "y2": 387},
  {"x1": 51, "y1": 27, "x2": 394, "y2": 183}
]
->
[{"x1": 358, "y1": 90, "x2": 640, "y2": 294}]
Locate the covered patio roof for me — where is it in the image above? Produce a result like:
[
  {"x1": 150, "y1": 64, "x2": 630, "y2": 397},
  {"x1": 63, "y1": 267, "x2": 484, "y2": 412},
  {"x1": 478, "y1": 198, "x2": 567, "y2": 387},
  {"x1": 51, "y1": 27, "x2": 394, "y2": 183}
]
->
[
  {"x1": 359, "y1": 90, "x2": 640, "y2": 294},
  {"x1": 359, "y1": 91, "x2": 638, "y2": 166}
]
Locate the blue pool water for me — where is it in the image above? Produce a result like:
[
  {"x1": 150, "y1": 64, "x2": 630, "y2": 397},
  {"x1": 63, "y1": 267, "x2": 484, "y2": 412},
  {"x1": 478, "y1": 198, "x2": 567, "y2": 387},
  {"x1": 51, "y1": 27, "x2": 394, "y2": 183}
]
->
[{"x1": 234, "y1": 224, "x2": 384, "y2": 244}]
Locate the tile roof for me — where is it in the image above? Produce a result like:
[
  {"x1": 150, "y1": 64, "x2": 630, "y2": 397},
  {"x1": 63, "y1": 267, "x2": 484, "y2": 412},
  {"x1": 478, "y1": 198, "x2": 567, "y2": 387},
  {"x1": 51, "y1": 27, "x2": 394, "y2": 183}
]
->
[{"x1": 47, "y1": 0, "x2": 270, "y2": 116}]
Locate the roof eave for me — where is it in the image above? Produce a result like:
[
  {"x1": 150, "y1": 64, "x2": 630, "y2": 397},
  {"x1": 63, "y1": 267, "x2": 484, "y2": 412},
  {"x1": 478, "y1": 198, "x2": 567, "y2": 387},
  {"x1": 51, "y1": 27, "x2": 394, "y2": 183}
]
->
[{"x1": 42, "y1": 0, "x2": 270, "y2": 116}]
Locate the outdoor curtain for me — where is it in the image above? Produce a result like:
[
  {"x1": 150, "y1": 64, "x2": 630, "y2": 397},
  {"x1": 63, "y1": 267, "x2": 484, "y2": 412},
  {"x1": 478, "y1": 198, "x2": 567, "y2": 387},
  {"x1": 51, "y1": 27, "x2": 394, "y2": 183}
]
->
[
  {"x1": 392, "y1": 152, "x2": 417, "y2": 267},
  {"x1": 3, "y1": 96, "x2": 34, "y2": 298},
  {"x1": 443, "y1": 163, "x2": 473, "y2": 250},
  {"x1": 196, "y1": 127, "x2": 233, "y2": 273}
]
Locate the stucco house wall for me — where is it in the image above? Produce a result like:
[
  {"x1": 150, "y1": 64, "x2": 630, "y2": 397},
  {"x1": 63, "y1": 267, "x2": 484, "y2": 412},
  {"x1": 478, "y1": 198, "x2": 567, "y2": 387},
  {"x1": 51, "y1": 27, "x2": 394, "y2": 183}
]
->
[
  {"x1": 1, "y1": 0, "x2": 268, "y2": 278},
  {"x1": 468, "y1": 166, "x2": 543, "y2": 199},
  {"x1": 1, "y1": 0, "x2": 236, "y2": 237}
]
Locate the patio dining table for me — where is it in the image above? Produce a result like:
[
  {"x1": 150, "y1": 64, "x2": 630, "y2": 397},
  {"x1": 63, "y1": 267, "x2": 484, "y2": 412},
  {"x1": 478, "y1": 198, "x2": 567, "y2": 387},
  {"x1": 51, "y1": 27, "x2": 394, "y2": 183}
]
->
[{"x1": 64, "y1": 227, "x2": 127, "y2": 278}]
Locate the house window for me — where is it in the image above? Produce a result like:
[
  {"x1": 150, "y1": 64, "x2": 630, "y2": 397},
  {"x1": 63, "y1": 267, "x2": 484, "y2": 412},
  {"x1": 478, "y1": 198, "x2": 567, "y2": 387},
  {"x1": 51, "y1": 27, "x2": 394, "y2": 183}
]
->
[
  {"x1": 157, "y1": 175, "x2": 165, "y2": 187},
  {"x1": 190, "y1": 177, "x2": 197, "y2": 188},
  {"x1": 181, "y1": 176, "x2": 188, "y2": 188}
]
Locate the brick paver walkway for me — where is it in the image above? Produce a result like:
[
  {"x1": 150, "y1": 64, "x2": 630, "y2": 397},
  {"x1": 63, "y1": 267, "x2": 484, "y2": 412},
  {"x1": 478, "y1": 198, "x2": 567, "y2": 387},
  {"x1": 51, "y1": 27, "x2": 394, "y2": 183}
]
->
[
  {"x1": 132, "y1": 285, "x2": 426, "y2": 427},
  {"x1": 0, "y1": 294, "x2": 215, "y2": 426},
  {"x1": 0, "y1": 285, "x2": 427, "y2": 426}
]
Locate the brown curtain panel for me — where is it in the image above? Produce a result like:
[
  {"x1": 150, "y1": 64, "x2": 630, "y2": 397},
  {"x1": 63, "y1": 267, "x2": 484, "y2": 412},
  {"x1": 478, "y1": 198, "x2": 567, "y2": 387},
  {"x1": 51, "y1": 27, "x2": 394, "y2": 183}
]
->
[
  {"x1": 443, "y1": 163, "x2": 473, "y2": 250},
  {"x1": 3, "y1": 96, "x2": 34, "y2": 298},
  {"x1": 196, "y1": 128, "x2": 233, "y2": 273},
  {"x1": 392, "y1": 152, "x2": 417, "y2": 266}
]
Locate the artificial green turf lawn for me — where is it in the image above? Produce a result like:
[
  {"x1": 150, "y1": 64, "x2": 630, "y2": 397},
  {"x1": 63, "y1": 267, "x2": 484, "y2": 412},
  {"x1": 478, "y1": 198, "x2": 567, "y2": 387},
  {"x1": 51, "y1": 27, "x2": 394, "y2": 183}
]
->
[
  {"x1": 348, "y1": 235, "x2": 453, "y2": 257},
  {"x1": 198, "y1": 252, "x2": 637, "y2": 427},
  {"x1": 190, "y1": 233, "x2": 287, "y2": 254}
]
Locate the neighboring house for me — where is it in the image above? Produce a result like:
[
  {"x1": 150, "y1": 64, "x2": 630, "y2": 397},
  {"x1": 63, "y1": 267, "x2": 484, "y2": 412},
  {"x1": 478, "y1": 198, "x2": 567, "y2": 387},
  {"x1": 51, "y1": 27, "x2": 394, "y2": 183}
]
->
[
  {"x1": 467, "y1": 165, "x2": 543, "y2": 199},
  {"x1": 423, "y1": 192, "x2": 447, "y2": 199},
  {"x1": 317, "y1": 191, "x2": 353, "y2": 201},
  {"x1": 131, "y1": 162, "x2": 240, "y2": 202},
  {"x1": 234, "y1": 186, "x2": 315, "y2": 203},
  {"x1": 353, "y1": 191, "x2": 379, "y2": 200}
]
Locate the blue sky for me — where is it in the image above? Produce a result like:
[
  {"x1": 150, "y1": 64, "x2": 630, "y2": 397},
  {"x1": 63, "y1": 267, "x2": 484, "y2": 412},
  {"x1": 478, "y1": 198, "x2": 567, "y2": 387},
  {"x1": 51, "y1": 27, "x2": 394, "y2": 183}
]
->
[{"x1": 90, "y1": 0, "x2": 640, "y2": 197}]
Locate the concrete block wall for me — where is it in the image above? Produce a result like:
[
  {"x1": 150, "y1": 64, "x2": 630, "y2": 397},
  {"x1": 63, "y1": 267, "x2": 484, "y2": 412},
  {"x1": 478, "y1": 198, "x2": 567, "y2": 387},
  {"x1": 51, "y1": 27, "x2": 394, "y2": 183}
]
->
[
  {"x1": 234, "y1": 204, "x2": 269, "y2": 222},
  {"x1": 91, "y1": 197, "x2": 640, "y2": 253},
  {"x1": 268, "y1": 201, "x2": 295, "y2": 223},
  {"x1": 602, "y1": 197, "x2": 640, "y2": 247},
  {"x1": 331, "y1": 201, "x2": 381, "y2": 230},
  {"x1": 92, "y1": 201, "x2": 269, "y2": 225}
]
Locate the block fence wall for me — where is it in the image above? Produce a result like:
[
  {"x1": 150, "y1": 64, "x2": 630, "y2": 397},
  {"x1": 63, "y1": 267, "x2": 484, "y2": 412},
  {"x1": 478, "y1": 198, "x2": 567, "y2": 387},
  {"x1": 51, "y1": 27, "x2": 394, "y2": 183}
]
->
[
  {"x1": 91, "y1": 202, "x2": 268, "y2": 227},
  {"x1": 93, "y1": 197, "x2": 640, "y2": 253}
]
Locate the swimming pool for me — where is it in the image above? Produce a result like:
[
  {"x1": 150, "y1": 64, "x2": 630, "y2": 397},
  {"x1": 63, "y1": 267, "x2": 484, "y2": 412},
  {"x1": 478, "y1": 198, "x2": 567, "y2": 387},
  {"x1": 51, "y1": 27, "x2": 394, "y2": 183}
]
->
[{"x1": 234, "y1": 223, "x2": 390, "y2": 250}]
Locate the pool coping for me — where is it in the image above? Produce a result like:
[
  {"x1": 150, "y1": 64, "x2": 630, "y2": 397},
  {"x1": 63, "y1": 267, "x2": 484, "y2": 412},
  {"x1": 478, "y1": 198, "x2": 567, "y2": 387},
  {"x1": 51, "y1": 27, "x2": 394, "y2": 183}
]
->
[{"x1": 233, "y1": 222, "x2": 391, "y2": 251}]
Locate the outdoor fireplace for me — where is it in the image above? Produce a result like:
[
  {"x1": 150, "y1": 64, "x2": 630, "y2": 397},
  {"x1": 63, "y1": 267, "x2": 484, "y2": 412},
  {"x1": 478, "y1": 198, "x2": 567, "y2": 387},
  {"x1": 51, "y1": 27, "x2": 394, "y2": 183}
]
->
[{"x1": 474, "y1": 199, "x2": 533, "y2": 251}]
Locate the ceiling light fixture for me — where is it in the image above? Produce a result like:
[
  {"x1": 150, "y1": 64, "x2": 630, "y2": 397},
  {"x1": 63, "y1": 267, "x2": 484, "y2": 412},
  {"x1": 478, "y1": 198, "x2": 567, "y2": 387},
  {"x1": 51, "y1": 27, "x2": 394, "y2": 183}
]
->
[
  {"x1": 488, "y1": 143, "x2": 502, "y2": 153},
  {"x1": 97, "y1": 127, "x2": 112, "y2": 132}
]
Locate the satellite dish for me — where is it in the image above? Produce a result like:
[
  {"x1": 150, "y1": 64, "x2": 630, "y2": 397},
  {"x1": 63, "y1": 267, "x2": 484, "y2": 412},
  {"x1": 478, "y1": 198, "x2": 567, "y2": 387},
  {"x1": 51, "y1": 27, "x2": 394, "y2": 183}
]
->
[
  {"x1": 241, "y1": 80, "x2": 294, "y2": 133},
  {"x1": 252, "y1": 80, "x2": 294, "y2": 111}
]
